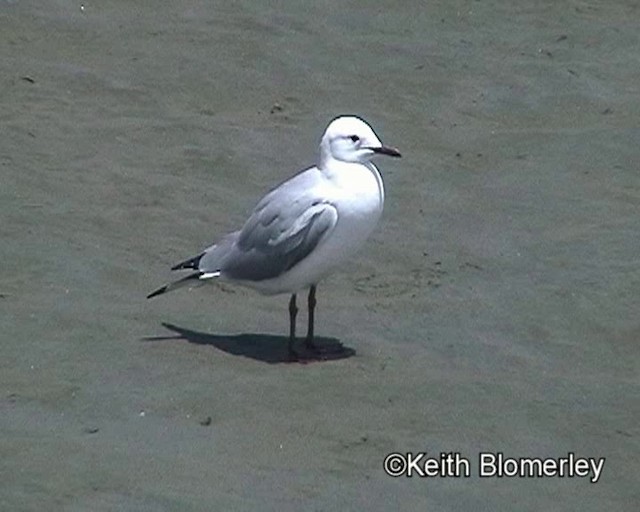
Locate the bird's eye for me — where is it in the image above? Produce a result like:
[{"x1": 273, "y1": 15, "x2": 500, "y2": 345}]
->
[{"x1": 349, "y1": 135, "x2": 360, "y2": 143}]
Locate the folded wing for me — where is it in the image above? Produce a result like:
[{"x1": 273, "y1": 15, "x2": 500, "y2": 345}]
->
[{"x1": 197, "y1": 168, "x2": 338, "y2": 282}]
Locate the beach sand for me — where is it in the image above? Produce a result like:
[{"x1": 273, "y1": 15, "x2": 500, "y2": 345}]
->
[{"x1": 1, "y1": 1, "x2": 638, "y2": 510}]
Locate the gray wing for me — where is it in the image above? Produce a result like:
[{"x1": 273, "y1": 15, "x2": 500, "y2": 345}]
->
[{"x1": 196, "y1": 167, "x2": 338, "y2": 282}]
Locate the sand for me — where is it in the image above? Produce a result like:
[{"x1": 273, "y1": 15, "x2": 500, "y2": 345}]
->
[{"x1": 1, "y1": 1, "x2": 638, "y2": 510}]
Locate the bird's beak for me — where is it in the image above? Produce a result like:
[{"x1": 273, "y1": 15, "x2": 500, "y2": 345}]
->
[{"x1": 371, "y1": 145, "x2": 402, "y2": 158}]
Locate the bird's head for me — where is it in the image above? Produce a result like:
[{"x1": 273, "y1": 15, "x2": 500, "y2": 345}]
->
[{"x1": 320, "y1": 116, "x2": 401, "y2": 166}]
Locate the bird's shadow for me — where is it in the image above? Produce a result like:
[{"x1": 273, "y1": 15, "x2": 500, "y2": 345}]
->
[{"x1": 142, "y1": 322, "x2": 356, "y2": 364}]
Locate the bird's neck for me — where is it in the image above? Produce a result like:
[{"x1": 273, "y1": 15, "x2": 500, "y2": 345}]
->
[{"x1": 319, "y1": 157, "x2": 385, "y2": 203}]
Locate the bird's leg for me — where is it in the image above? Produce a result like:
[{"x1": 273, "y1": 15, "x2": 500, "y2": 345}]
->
[
  {"x1": 288, "y1": 293, "x2": 298, "y2": 357},
  {"x1": 305, "y1": 285, "x2": 317, "y2": 350}
]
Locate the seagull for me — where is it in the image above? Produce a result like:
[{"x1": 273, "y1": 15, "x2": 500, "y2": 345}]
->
[{"x1": 147, "y1": 116, "x2": 401, "y2": 359}]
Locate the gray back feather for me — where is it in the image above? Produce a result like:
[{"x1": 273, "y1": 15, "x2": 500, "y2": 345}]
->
[{"x1": 197, "y1": 167, "x2": 338, "y2": 282}]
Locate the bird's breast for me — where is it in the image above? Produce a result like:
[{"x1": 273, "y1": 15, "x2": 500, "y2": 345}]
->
[
  {"x1": 321, "y1": 162, "x2": 384, "y2": 260},
  {"x1": 331, "y1": 162, "x2": 384, "y2": 224}
]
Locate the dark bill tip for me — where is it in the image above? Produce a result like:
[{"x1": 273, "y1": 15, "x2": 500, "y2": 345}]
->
[{"x1": 372, "y1": 145, "x2": 402, "y2": 158}]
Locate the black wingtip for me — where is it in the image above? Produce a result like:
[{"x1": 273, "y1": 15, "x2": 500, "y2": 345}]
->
[
  {"x1": 171, "y1": 252, "x2": 205, "y2": 271},
  {"x1": 146, "y1": 285, "x2": 167, "y2": 299}
]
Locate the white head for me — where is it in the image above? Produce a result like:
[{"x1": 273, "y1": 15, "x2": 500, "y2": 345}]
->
[{"x1": 319, "y1": 116, "x2": 401, "y2": 168}]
